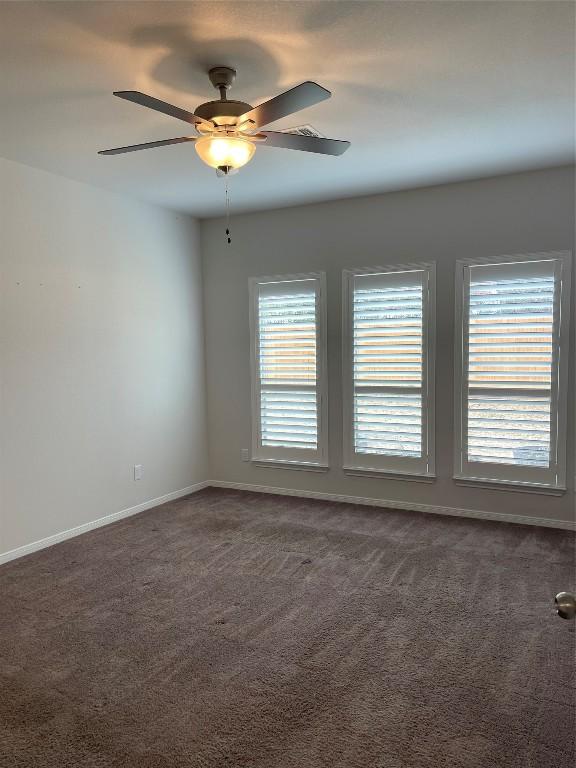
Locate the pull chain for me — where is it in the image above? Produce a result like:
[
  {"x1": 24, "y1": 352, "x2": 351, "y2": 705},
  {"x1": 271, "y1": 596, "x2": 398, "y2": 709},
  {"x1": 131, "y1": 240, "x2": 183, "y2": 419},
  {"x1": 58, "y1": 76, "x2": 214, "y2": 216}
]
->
[{"x1": 225, "y1": 176, "x2": 231, "y2": 245}]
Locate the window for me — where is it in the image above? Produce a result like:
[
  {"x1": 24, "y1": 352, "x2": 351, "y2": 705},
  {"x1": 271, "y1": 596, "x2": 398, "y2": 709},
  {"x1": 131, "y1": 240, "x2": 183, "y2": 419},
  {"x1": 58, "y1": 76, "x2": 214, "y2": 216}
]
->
[
  {"x1": 342, "y1": 264, "x2": 436, "y2": 478},
  {"x1": 454, "y1": 252, "x2": 571, "y2": 491},
  {"x1": 249, "y1": 273, "x2": 328, "y2": 468}
]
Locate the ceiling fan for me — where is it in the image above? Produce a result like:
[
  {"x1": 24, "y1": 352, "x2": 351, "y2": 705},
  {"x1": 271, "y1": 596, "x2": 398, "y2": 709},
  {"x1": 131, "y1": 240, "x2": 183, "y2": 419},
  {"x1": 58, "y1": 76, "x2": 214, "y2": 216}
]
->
[{"x1": 99, "y1": 66, "x2": 350, "y2": 175}]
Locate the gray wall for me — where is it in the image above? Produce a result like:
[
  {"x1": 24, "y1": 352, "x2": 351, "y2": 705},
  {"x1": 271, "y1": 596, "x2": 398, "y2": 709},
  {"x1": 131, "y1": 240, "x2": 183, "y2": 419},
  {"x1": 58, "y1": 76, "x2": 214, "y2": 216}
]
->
[
  {"x1": 0, "y1": 158, "x2": 208, "y2": 557},
  {"x1": 202, "y1": 166, "x2": 575, "y2": 526}
]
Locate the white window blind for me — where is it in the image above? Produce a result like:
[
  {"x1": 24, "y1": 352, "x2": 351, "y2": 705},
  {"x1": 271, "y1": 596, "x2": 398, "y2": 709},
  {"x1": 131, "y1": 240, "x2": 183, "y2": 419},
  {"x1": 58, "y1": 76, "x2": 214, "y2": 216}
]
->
[
  {"x1": 249, "y1": 273, "x2": 327, "y2": 466},
  {"x1": 343, "y1": 265, "x2": 436, "y2": 478},
  {"x1": 454, "y1": 253, "x2": 571, "y2": 490}
]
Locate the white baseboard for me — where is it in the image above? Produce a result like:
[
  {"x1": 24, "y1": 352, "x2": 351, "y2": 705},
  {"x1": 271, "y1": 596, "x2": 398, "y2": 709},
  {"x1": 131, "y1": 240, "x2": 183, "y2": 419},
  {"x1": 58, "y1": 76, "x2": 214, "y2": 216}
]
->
[
  {"x1": 2, "y1": 477, "x2": 572, "y2": 567},
  {"x1": 209, "y1": 480, "x2": 576, "y2": 531},
  {"x1": 0, "y1": 481, "x2": 210, "y2": 566}
]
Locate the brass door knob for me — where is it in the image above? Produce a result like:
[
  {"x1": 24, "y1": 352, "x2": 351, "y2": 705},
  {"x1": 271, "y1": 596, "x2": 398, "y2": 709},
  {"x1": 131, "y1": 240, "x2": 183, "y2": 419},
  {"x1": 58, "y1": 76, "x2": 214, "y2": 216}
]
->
[{"x1": 555, "y1": 592, "x2": 576, "y2": 620}]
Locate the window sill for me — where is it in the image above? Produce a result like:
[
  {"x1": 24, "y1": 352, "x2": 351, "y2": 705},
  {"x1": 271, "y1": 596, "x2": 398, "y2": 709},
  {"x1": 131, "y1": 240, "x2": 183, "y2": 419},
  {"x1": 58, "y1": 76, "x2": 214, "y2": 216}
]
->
[
  {"x1": 453, "y1": 475, "x2": 566, "y2": 496},
  {"x1": 343, "y1": 466, "x2": 436, "y2": 483},
  {"x1": 251, "y1": 458, "x2": 329, "y2": 473}
]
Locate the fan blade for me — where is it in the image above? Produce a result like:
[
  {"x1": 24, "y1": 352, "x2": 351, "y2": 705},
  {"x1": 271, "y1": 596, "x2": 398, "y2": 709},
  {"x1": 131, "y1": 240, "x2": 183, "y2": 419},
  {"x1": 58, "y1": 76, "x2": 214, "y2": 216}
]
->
[
  {"x1": 260, "y1": 131, "x2": 350, "y2": 156},
  {"x1": 98, "y1": 136, "x2": 196, "y2": 155},
  {"x1": 239, "y1": 82, "x2": 331, "y2": 129},
  {"x1": 113, "y1": 91, "x2": 204, "y2": 126}
]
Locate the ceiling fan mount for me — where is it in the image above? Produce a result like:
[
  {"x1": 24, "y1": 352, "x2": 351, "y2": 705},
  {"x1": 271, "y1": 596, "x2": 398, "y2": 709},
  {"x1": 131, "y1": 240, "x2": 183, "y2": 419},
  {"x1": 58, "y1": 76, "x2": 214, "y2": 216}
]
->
[
  {"x1": 98, "y1": 67, "x2": 350, "y2": 173},
  {"x1": 207, "y1": 65, "x2": 237, "y2": 93}
]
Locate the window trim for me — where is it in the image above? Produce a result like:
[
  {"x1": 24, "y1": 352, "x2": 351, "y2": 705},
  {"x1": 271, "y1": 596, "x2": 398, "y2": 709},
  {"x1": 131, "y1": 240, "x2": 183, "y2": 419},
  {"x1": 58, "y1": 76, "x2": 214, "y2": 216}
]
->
[
  {"x1": 249, "y1": 272, "x2": 329, "y2": 468},
  {"x1": 342, "y1": 262, "x2": 436, "y2": 479},
  {"x1": 453, "y1": 250, "x2": 571, "y2": 492}
]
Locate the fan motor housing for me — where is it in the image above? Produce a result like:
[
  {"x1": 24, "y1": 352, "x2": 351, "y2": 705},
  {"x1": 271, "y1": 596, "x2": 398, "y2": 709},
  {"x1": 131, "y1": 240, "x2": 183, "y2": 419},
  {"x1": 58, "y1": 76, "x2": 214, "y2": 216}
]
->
[{"x1": 194, "y1": 99, "x2": 253, "y2": 124}]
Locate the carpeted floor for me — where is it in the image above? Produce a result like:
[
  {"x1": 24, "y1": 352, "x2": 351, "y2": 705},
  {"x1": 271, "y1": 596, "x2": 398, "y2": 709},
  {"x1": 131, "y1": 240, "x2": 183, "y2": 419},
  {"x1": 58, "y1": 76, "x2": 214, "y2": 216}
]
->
[{"x1": 0, "y1": 488, "x2": 574, "y2": 767}]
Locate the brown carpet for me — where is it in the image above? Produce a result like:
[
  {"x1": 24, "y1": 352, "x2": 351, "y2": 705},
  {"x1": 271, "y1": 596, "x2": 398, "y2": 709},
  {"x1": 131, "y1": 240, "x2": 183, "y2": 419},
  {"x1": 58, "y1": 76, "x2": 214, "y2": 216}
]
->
[{"x1": 0, "y1": 488, "x2": 574, "y2": 767}]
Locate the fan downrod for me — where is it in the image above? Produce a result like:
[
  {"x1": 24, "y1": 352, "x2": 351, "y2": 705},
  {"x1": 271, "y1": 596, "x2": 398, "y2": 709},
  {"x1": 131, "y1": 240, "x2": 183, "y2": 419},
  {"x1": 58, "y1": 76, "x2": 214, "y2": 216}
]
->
[{"x1": 195, "y1": 67, "x2": 252, "y2": 121}]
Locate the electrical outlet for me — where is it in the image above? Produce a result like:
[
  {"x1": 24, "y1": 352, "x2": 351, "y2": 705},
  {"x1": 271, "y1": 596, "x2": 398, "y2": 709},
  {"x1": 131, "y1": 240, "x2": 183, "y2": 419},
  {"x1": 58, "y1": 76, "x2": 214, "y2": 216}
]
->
[
  {"x1": 241, "y1": 448, "x2": 250, "y2": 462},
  {"x1": 134, "y1": 464, "x2": 143, "y2": 481}
]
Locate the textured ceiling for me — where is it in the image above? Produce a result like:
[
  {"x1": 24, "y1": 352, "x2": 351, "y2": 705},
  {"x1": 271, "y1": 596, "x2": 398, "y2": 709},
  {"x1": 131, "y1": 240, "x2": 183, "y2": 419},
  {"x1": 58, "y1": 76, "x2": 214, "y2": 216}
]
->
[{"x1": 0, "y1": 1, "x2": 574, "y2": 217}]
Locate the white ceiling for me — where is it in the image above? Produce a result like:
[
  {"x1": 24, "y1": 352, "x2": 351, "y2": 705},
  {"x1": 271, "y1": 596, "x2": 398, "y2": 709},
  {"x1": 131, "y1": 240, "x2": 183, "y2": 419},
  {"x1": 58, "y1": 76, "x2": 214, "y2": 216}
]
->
[{"x1": 0, "y1": 1, "x2": 574, "y2": 217}]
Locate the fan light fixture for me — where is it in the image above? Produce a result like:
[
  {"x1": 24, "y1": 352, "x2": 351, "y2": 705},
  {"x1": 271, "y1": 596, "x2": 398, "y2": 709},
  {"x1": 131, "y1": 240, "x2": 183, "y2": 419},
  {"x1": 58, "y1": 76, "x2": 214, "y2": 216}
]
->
[
  {"x1": 99, "y1": 67, "x2": 350, "y2": 172},
  {"x1": 99, "y1": 68, "x2": 350, "y2": 244},
  {"x1": 195, "y1": 135, "x2": 255, "y2": 172}
]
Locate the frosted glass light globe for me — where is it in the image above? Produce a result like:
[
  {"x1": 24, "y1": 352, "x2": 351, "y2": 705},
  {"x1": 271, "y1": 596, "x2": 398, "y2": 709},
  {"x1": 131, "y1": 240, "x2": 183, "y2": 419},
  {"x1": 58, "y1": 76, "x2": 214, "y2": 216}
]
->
[{"x1": 195, "y1": 135, "x2": 255, "y2": 170}]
